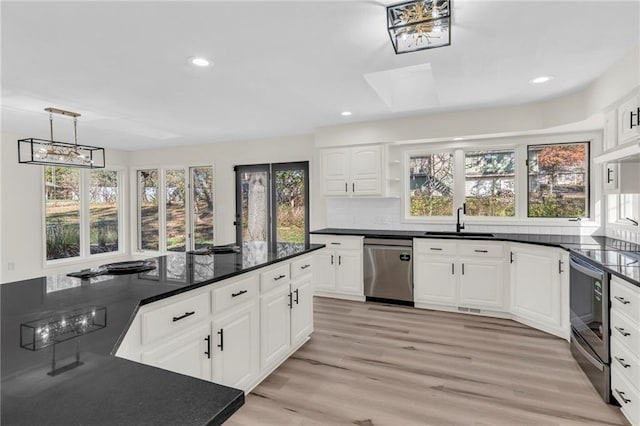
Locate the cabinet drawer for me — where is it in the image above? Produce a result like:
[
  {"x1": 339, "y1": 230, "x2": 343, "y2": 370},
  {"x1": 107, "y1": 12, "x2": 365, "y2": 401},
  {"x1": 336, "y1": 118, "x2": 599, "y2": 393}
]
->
[
  {"x1": 311, "y1": 235, "x2": 362, "y2": 251},
  {"x1": 291, "y1": 256, "x2": 313, "y2": 280},
  {"x1": 611, "y1": 309, "x2": 640, "y2": 357},
  {"x1": 260, "y1": 264, "x2": 290, "y2": 293},
  {"x1": 458, "y1": 243, "x2": 504, "y2": 258},
  {"x1": 612, "y1": 336, "x2": 640, "y2": 392},
  {"x1": 414, "y1": 239, "x2": 456, "y2": 256},
  {"x1": 612, "y1": 365, "x2": 640, "y2": 426},
  {"x1": 141, "y1": 291, "x2": 210, "y2": 345},
  {"x1": 611, "y1": 276, "x2": 640, "y2": 324},
  {"x1": 212, "y1": 274, "x2": 259, "y2": 314}
]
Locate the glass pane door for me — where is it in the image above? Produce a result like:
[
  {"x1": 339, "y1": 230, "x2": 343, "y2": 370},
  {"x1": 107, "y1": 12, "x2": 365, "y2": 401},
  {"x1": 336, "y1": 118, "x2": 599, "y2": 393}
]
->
[
  {"x1": 190, "y1": 167, "x2": 214, "y2": 250},
  {"x1": 165, "y1": 169, "x2": 186, "y2": 252},
  {"x1": 138, "y1": 169, "x2": 159, "y2": 251},
  {"x1": 235, "y1": 165, "x2": 270, "y2": 249},
  {"x1": 272, "y1": 162, "x2": 309, "y2": 245}
]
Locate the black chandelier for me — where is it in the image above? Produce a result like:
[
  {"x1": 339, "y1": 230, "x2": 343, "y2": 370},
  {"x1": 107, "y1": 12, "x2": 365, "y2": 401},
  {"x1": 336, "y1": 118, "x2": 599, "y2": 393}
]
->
[
  {"x1": 18, "y1": 107, "x2": 105, "y2": 168},
  {"x1": 387, "y1": 0, "x2": 451, "y2": 54}
]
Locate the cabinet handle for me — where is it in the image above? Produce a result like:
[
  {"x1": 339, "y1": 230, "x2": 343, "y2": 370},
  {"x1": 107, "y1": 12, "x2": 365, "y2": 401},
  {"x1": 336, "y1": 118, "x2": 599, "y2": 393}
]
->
[
  {"x1": 614, "y1": 296, "x2": 631, "y2": 305},
  {"x1": 331, "y1": 255, "x2": 334, "y2": 265},
  {"x1": 232, "y1": 290, "x2": 248, "y2": 297},
  {"x1": 626, "y1": 217, "x2": 639, "y2": 226},
  {"x1": 559, "y1": 260, "x2": 564, "y2": 274},
  {"x1": 172, "y1": 311, "x2": 195, "y2": 322},
  {"x1": 614, "y1": 356, "x2": 631, "y2": 368},
  {"x1": 330, "y1": 242, "x2": 341, "y2": 245},
  {"x1": 615, "y1": 388, "x2": 631, "y2": 404},
  {"x1": 301, "y1": 264, "x2": 311, "y2": 270},
  {"x1": 607, "y1": 167, "x2": 614, "y2": 184},
  {"x1": 631, "y1": 109, "x2": 638, "y2": 129},
  {"x1": 288, "y1": 292, "x2": 293, "y2": 309},
  {"x1": 294, "y1": 289, "x2": 299, "y2": 304},
  {"x1": 217, "y1": 329, "x2": 224, "y2": 351},
  {"x1": 352, "y1": 183, "x2": 355, "y2": 192},
  {"x1": 274, "y1": 274, "x2": 286, "y2": 281},
  {"x1": 510, "y1": 252, "x2": 514, "y2": 263},
  {"x1": 474, "y1": 249, "x2": 488, "y2": 253},
  {"x1": 461, "y1": 263, "x2": 465, "y2": 275},
  {"x1": 338, "y1": 255, "x2": 342, "y2": 265},
  {"x1": 204, "y1": 335, "x2": 211, "y2": 359},
  {"x1": 451, "y1": 263, "x2": 455, "y2": 275},
  {"x1": 345, "y1": 182, "x2": 348, "y2": 192},
  {"x1": 615, "y1": 326, "x2": 631, "y2": 337},
  {"x1": 430, "y1": 247, "x2": 443, "y2": 251}
]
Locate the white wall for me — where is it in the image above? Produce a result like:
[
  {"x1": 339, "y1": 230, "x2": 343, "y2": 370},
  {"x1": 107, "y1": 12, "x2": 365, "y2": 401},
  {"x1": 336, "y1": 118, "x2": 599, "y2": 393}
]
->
[
  {"x1": 127, "y1": 134, "x2": 314, "y2": 246},
  {"x1": 0, "y1": 133, "x2": 131, "y2": 283}
]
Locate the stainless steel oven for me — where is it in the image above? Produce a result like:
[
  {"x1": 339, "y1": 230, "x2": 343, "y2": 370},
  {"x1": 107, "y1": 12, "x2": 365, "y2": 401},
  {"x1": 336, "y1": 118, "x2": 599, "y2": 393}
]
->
[{"x1": 569, "y1": 254, "x2": 610, "y2": 403}]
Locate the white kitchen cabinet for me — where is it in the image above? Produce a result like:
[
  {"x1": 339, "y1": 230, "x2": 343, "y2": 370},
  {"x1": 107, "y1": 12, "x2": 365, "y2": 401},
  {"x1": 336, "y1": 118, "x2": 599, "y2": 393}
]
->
[
  {"x1": 310, "y1": 235, "x2": 363, "y2": 299},
  {"x1": 618, "y1": 92, "x2": 640, "y2": 145},
  {"x1": 260, "y1": 283, "x2": 292, "y2": 371},
  {"x1": 320, "y1": 145, "x2": 382, "y2": 196},
  {"x1": 604, "y1": 108, "x2": 619, "y2": 151},
  {"x1": 604, "y1": 162, "x2": 640, "y2": 194},
  {"x1": 141, "y1": 323, "x2": 212, "y2": 381},
  {"x1": 510, "y1": 243, "x2": 569, "y2": 339},
  {"x1": 413, "y1": 239, "x2": 506, "y2": 312},
  {"x1": 212, "y1": 299, "x2": 259, "y2": 390},
  {"x1": 291, "y1": 276, "x2": 313, "y2": 347}
]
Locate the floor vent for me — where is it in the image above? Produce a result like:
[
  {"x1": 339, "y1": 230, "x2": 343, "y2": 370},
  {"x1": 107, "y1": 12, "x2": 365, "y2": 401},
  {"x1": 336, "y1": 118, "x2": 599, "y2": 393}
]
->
[
  {"x1": 457, "y1": 307, "x2": 469, "y2": 312},
  {"x1": 469, "y1": 308, "x2": 482, "y2": 314}
]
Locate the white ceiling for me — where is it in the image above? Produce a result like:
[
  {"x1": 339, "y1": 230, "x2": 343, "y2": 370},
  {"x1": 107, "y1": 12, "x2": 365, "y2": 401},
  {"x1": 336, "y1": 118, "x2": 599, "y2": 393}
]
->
[{"x1": 1, "y1": 1, "x2": 639, "y2": 150}]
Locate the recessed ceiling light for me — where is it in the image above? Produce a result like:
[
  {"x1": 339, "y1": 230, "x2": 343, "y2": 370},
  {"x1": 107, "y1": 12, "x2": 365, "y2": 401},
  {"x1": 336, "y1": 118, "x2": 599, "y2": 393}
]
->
[
  {"x1": 529, "y1": 76, "x2": 553, "y2": 84},
  {"x1": 190, "y1": 57, "x2": 211, "y2": 67},
  {"x1": 341, "y1": 111, "x2": 352, "y2": 116},
  {"x1": 453, "y1": 137, "x2": 464, "y2": 141}
]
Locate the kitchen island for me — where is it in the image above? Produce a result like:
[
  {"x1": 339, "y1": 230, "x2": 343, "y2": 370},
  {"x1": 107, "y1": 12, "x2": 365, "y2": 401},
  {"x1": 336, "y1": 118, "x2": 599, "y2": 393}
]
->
[{"x1": 1, "y1": 242, "x2": 323, "y2": 426}]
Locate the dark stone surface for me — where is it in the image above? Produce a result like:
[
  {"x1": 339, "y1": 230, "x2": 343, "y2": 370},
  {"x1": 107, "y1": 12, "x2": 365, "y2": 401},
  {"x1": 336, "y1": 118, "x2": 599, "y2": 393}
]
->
[
  {"x1": 1, "y1": 242, "x2": 323, "y2": 426},
  {"x1": 311, "y1": 228, "x2": 640, "y2": 286}
]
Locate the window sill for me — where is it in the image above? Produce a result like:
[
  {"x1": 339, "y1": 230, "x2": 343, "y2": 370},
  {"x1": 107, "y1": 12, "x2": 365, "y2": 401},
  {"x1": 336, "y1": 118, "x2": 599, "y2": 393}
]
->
[{"x1": 44, "y1": 251, "x2": 128, "y2": 269}]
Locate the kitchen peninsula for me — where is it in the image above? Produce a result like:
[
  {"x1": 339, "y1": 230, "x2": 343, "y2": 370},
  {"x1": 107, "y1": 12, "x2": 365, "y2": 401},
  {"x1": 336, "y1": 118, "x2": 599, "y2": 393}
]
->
[{"x1": 1, "y1": 243, "x2": 322, "y2": 425}]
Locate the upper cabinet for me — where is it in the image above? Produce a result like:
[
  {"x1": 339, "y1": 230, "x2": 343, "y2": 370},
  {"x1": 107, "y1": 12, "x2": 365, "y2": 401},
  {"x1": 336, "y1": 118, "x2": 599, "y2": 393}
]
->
[
  {"x1": 604, "y1": 109, "x2": 618, "y2": 152},
  {"x1": 321, "y1": 145, "x2": 382, "y2": 196},
  {"x1": 618, "y1": 92, "x2": 640, "y2": 145}
]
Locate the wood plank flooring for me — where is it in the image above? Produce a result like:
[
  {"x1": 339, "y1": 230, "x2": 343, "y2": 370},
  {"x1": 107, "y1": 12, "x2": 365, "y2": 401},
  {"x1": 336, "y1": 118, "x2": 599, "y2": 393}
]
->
[{"x1": 226, "y1": 297, "x2": 628, "y2": 426}]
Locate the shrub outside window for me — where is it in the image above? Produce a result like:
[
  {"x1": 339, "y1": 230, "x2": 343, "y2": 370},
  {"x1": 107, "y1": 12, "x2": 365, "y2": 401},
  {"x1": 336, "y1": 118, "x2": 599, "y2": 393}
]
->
[
  {"x1": 45, "y1": 167, "x2": 81, "y2": 260},
  {"x1": 409, "y1": 153, "x2": 454, "y2": 217},
  {"x1": 464, "y1": 150, "x2": 515, "y2": 217},
  {"x1": 527, "y1": 142, "x2": 589, "y2": 218},
  {"x1": 89, "y1": 170, "x2": 119, "y2": 254}
]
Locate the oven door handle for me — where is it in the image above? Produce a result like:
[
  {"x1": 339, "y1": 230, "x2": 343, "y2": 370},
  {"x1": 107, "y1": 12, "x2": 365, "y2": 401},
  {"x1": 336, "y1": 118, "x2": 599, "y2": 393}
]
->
[
  {"x1": 570, "y1": 257, "x2": 604, "y2": 281},
  {"x1": 571, "y1": 335, "x2": 604, "y2": 371}
]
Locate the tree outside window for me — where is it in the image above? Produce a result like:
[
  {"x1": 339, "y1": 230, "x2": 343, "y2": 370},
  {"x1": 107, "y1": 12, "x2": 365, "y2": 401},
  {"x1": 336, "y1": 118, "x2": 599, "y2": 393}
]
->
[{"x1": 409, "y1": 153, "x2": 454, "y2": 217}]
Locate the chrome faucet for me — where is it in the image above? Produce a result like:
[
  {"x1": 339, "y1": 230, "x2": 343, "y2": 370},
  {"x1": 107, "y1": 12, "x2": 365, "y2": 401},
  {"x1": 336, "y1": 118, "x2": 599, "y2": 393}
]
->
[{"x1": 456, "y1": 204, "x2": 466, "y2": 233}]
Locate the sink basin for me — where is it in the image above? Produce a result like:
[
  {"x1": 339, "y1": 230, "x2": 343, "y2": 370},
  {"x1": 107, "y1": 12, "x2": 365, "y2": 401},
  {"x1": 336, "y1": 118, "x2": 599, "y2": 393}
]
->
[{"x1": 424, "y1": 231, "x2": 495, "y2": 238}]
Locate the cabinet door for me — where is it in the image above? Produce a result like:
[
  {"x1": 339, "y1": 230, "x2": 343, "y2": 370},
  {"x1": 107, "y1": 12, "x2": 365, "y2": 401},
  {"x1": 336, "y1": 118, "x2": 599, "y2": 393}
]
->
[
  {"x1": 458, "y1": 258, "x2": 505, "y2": 310},
  {"x1": 321, "y1": 149, "x2": 350, "y2": 196},
  {"x1": 212, "y1": 299, "x2": 259, "y2": 391},
  {"x1": 414, "y1": 255, "x2": 457, "y2": 306},
  {"x1": 510, "y1": 245, "x2": 562, "y2": 329},
  {"x1": 618, "y1": 94, "x2": 640, "y2": 144},
  {"x1": 604, "y1": 109, "x2": 618, "y2": 151},
  {"x1": 260, "y1": 284, "x2": 292, "y2": 370},
  {"x1": 141, "y1": 323, "x2": 212, "y2": 381},
  {"x1": 291, "y1": 277, "x2": 314, "y2": 346},
  {"x1": 350, "y1": 145, "x2": 381, "y2": 195},
  {"x1": 604, "y1": 163, "x2": 619, "y2": 193},
  {"x1": 335, "y1": 249, "x2": 363, "y2": 295},
  {"x1": 312, "y1": 249, "x2": 336, "y2": 292}
]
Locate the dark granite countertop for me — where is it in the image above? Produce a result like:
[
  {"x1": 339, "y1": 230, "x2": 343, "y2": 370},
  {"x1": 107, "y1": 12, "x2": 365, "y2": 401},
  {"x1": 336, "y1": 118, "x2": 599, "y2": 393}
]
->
[
  {"x1": 1, "y1": 242, "x2": 323, "y2": 426},
  {"x1": 311, "y1": 228, "x2": 640, "y2": 286}
]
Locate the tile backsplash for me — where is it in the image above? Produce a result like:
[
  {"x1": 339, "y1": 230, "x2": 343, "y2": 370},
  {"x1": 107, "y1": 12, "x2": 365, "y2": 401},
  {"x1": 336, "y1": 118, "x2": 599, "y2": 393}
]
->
[
  {"x1": 606, "y1": 227, "x2": 640, "y2": 244},
  {"x1": 325, "y1": 198, "x2": 602, "y2": 236}
]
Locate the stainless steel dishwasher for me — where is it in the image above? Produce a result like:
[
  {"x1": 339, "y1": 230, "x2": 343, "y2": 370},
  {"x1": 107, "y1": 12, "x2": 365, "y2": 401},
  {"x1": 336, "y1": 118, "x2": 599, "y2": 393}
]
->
[{"x1": 363, "y1": 238, "x2": 413, "y2": 304}]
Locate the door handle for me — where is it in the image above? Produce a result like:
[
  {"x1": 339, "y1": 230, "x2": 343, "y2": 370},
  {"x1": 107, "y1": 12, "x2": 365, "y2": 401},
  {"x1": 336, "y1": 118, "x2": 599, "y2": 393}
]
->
[
  {"x1": 345, "y1": 182, "x2": 348, "y2": 192},
  {"x1": 607, "y1": 167, "x2": 614, "y2": 184},
  {"x1": 510, "y1": 252, "x2": 514, "y2": 263},
  {"x1": 461, "y1": 263, "x2": 465, "y2": 275},
  {"x1": 274, "y1": 274, "x2": 286, "y2": 281},
  {"x1": 232, "y1": 290, "x2": 248, "y2": 297},
  {"x1": 614, "y1": 296, "x2": 631, "y2": 305},
  {"x1": 614, "y1": 356, "x2": 631, "y2": 368},
  {"x1": 172, "y1": 311, "x2": 195, "y2": 322},
  {"x1": 451, "y1": 263, "x2": 455, "y2": 275},
  {"x1": 331, "y1": 255, "x2": 334, "y2": 265},
  {"x1": 615, "y1": 388, "x2": 631, "y2": 404},
  {"x1": 615, "y1": 326, "x2": 631, "y2": 337},
  {"x1": 217, "y1": 329, "x2": 224, "y2": 351},
  {"x1": 204, "y1": 335, "x2": 211, "y2": 359},
  {"x1": 474, "y1": 249, "x2": 488, "y2": 253},
  {"x1": 338, "y1": 255, "x2": 341, "y2": 265},
  {"x1": 352, "y1": 183, "x2": 355, "y2": 192},
  {"x1": 294, "y1": 288, "x2": 299, "y2": 304},
  {"x1": 559, "y1": 260, "x2": 564, "y2": 274},
  {"x1": 288, "y1": 292, "x2": 293, "y2": 309}
]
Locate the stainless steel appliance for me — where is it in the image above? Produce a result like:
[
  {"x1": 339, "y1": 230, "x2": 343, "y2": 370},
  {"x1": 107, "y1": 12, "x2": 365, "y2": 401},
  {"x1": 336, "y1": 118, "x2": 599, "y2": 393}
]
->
[
  {"x1": 363, "y1": 238, "x2": 413, "y2": 304},
  {"x1": 570, "y1": 254, "x2": 610, "y2": 403}
]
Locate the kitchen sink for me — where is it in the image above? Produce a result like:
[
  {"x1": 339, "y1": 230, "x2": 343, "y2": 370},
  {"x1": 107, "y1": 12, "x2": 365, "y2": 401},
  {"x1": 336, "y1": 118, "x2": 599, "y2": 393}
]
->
[{"x1": 424, "y1": 231, "x2": 495, "y2": 238}]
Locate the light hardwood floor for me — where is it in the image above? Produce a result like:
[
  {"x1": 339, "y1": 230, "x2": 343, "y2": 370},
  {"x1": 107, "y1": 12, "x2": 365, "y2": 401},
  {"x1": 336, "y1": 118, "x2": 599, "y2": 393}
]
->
[{"x1": 227, "y1": 297, "x2": 628, "y2": 426}]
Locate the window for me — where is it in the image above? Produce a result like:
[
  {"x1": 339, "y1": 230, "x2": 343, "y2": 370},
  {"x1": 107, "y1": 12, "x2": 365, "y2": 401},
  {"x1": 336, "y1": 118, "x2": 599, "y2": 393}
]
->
[
  {"x1": 235, "y1": 162, "x2": 309, "y2": 249},
  {"x1": 136, "y1": 166, "x2": 214, "y2": 252},
  {"x1": 527, "y1": 142, "x2": 589, "y2": 218},
  {"x1": 408, "y1": 153, "x2": 454, "y2": 217},
  {"x1": 45, "y1": 167, "x2": 121, "y2": 261},
  {"x1": 464, "y1": 150, "x2": 515, "y2": 217},
  {"x1": 89, "y1": 170, "x2": 119, "y2": 254}
]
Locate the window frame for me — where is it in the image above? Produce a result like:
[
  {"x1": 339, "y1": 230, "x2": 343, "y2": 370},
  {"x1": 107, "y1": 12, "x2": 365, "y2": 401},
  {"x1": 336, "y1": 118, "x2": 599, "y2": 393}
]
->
[{"x1": 43, "y1": 166, "x2": 125, "y2": 266}]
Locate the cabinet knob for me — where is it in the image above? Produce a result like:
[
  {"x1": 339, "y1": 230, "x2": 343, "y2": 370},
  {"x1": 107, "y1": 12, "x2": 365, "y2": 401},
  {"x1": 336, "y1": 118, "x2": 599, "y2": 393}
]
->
[{"x1": 614, "y1": 296, "x2": 631, "y2": 305}]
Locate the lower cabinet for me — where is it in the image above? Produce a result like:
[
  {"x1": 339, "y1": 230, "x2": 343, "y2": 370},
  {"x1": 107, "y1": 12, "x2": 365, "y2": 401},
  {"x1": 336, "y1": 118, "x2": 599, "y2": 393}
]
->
[
  {"x1": 212, "y1": 299, "x2": 260, "y2": 390},
  {"x1": 414, "y1": 254, "x2": 457, "y2": 305},
  {"x1": 291, "y1": 276, "x2": 314, "y2": 347},
  {"x1": 260, "y1": 284, "x2": 292, "y2": 370},
  {"x1": 141, "y1": 323, "x2": 212, "y2": 381},
  {"x1": 510, "y1": 243, "x2": 569, "y2": 339},
  {"x1": 310, "y1": 234, "x2": 364, "y2": 300},
  {"x1": 458, "y1": 258, "x2": 504, "y2": 310}
]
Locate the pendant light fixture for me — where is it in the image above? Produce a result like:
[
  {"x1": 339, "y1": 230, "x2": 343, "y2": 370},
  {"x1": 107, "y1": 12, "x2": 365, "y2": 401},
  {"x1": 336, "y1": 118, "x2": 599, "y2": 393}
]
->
[
  {"x1": 387, "y1": 0, "x2": 451, "y2": 54},
  {"x1": 17, "y1": 107, "x2": 105, "y2": 168}
]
